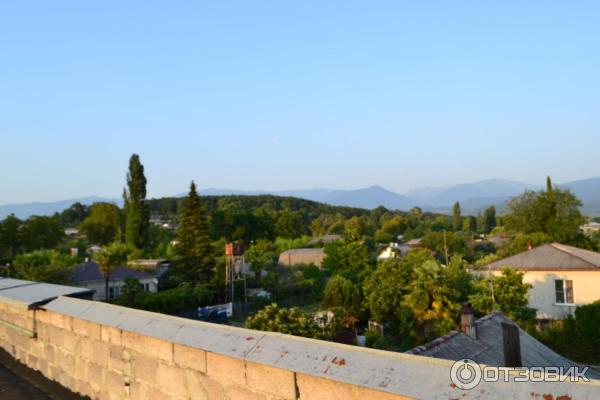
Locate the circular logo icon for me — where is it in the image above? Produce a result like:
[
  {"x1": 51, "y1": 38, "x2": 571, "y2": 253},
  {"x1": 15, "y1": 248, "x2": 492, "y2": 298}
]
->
[{"x1": 450, "y1": 358, "x2": 482, "y2": 390}]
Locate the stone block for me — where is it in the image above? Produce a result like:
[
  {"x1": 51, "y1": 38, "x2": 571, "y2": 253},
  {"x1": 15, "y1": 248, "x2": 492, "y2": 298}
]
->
[
  {"x1": 156, "y1": 362, "x2": 188, "y2": 397},
  {"x1": 73, "y1": 318, "x2": 101, "y2": 339},
  {"x1": 206, "y1": 352, "x2": 246, "y2": 384},
  {"x1": 245, "y1": 361, "x2": 296, "y2": 399},
  {"x1": 145, "y1": 336, "x2": 174, "y2": 363},
  {"x1": 224, "y1": 385, "x2": 268, "y2": 400},
  {"x1": 132, "y1": 352, "x2": 159, "y2": 383},
  {"x1": 174, "y1": 343, "x2": 206, "y2": 373},
  {"x1": 101, "y1": 325, "x2": 122, "y2": 345}
]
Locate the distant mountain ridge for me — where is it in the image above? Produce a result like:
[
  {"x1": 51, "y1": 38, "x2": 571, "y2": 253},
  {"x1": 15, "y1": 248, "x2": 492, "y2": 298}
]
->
[
  {"x1": 3, "y1": 177, "x2": 600, "y2": 219},
  {"x1": 0, "y1": 197, "x2": 121, "y2": 219}
]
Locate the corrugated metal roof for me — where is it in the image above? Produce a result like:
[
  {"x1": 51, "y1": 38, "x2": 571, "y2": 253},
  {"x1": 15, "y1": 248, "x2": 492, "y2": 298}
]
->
[
  {"x1": 484, "y1": 243, "x2": 600, "y2": 271},
  {"x1": 0, "y1": 278, "x2": 94, "y2": 309},
  {"x1": 406, "y1": 312, "x2": 600, "y2": 380}
]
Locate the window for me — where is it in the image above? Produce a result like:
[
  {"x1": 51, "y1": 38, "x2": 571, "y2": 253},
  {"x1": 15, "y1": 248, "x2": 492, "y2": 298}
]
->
[
  {"x1": 555, "y1": 279, "x2": 574, "y2": 304},
  {"x1": 108, "y1": 286, "x2": 121, "y2": 299},
  {"x1": 143, "y1": 283, "x2": 150, "y2": 292}
]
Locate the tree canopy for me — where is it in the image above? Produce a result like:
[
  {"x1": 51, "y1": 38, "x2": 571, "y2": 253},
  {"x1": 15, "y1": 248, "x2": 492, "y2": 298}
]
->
[{"x1": 123, "y1": 154, "x2": 149, "y2": 250}]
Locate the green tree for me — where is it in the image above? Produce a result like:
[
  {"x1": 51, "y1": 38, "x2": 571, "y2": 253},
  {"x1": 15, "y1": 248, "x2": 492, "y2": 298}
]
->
[
  {"x1": 95, "y1": 241, "x2": 129, "y2": 301},
  {"x1": 321, "y1": 275, "x2": 361, "y2": 327},
  {"x1": 244, "y1": 240, "x2": 277, "y2": 279},
  {"x1": 420, "y1": 231, "x2": 466, "y2": 261},
  {"x1": 120, "y1": 277, "x2": 144, "y2": 306},
  {"x1": 245, "y1": 303, "x2": 324, "y2": 339},
  {"x1": 452, "y1": 202, "x2": 462, "y2": 232},
  {"x1": 506, "y1": 177, "x2": 584, "y2": 243},
  {"x1": 322, "y1": 241, "x2": 372, "y2": 283},
  {"x1": 0, "y1": 214, "x2": 22, "y2": 261},
  {"x1": 275, "y1": 210, "x2": 304, "y2": 239},
  {"x1": 344, "y1": 216, "x2": 375, "y2": 241},
  {"x1": 80, "y1": 202, "x2": 122, "y2": 245},
  {"x1": 176, "y1": 181, "x2": 213, "y2": 282},
  {"x1": 483, "y1": 206, "x2": 496, "y2": 233},
  {"x1": 19, "y1": 215, "x2": 64, "y2": 251},
  {"x1": 402, "y1": 260, "x2": 461, "y2": 341},
  {"x1": 12, "y1": 250, "x2": 77, "y2": 284},
  {"x1": 364, "y1": 248, "x2": 466, "y2": 345},
  {"x1": 469, "y1": 268, "x2": 536, "y2": 328},
  {"x1": 375, "y1": 215, "x2": 408, "y2": 243},
  {"x1": 123, "y1": 154, "x2": 149, "y2": 250},
  {"x1": 463, "y1": 216, "x2": 477, "y2": 233},
  {"x1": 59, "y1": 202, "x2": 89, "y2": 227}
]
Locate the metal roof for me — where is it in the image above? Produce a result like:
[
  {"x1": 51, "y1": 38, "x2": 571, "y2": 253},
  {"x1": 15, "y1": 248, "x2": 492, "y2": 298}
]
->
[
  {"x1": 483, "y1": 243, "x2": 600, "y2": 271},
  {"x1": 0, "y1": 278, "x2": 94, "y2": 309},
  {"x1": 407, "y1": 312, "x2": 600, "y2": 380}
]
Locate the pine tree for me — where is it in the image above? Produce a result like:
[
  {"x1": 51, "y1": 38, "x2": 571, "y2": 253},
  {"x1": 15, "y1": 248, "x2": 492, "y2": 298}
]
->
[
  {"x1": 452, "y1": 202, "x2": 462, "y2": 232},
  {"x1": 177, "y1": 181, "x2": 213, "y2": 282},
  {"x1": 123, "y1": 154, "x2": 149, "y2": 250}
]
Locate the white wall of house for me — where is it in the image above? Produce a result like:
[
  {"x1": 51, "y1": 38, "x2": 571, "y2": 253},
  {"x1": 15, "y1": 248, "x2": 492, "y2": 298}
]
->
[
  {"x1": 486, "y1": 270, "x2": 600, "y2": 319},
  {"x1": 81, "y1": 277, "x2": 158, "y2": 301}
]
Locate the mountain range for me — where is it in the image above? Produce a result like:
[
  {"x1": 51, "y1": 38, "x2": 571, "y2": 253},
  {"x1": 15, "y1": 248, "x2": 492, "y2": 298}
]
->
[{"x1": 2, "y1": 177, "x2": 599, "y2": 219}]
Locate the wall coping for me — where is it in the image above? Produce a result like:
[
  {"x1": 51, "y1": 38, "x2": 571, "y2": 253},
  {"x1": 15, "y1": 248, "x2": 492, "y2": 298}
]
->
[{"x1": 41, "y1": 296, "x2": 600, "y2": 400}]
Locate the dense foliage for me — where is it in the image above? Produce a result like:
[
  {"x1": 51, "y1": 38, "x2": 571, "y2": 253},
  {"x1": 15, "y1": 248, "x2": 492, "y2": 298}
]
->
[{"x1": 245, "y1": 303, "x2": 325, "y2": 339}]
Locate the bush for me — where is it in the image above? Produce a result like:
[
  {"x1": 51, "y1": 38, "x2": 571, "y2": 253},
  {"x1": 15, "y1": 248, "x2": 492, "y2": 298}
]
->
[
  {"x1": 115, "y1": 284, "x2": 215, "y2": 314},
  {"x1": 537, "y1": 301, "x2": 600, "y2": 365},
  {"x1": 364, "y1": 329, "x2": 381, "y2": 348}
]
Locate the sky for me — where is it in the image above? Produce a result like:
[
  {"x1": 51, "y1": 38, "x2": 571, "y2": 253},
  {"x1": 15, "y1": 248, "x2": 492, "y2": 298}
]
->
[{"x1": 1, "y1": 2, "x2": 599, "y2": 204}]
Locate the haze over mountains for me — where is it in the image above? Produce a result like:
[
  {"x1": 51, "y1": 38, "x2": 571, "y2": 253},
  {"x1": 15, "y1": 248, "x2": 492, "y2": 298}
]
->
[{"x1": 2, "y1": 177, "x2": 600, "y2": 219}]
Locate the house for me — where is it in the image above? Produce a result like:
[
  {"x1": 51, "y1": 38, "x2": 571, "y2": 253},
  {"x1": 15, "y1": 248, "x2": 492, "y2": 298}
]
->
[
  {"x1": 406, "y1": 307, "x2": 600, "y2": 380},
  {"x1": 71, "y1": 261, "x2": 160, "y2": 301},
  {"x1": 278, "y1": 248, "x2": 326, "y2": 267},
  {"x1": 128, "y1": 259, "x2": 171, "y2": 276},
  {"x1": 64, "y1": 228, "x2": 79, "y2": 237},
  {"x1": 581, "y1": 222, "x2": 600, "y2": 236},
  {"x1": 377, "y1": 243, "x2": 401, "y2": 261},
  {"x1": 480, "y1": 243, "x2": 600, "y2": 320},
  {"x1": 397, "y1": 238, "x2": 422, "y2": 256}
]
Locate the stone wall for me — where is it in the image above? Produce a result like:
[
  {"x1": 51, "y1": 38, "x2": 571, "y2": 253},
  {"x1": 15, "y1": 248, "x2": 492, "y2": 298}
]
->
[{"x1": 0, "y1": 281, "x2": 597, "y2": 400}]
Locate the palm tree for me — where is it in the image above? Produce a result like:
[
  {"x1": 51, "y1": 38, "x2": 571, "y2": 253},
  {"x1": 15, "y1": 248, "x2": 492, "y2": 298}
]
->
[{"x1": 94, "y1": 241, "x2": 129, "y2": 301}]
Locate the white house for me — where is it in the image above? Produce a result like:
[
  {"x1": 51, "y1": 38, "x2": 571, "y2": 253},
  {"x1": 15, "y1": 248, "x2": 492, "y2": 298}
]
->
[
  {"x1": 71, "y1": 262, "x2": 160, "y2": 301},
  {"x1": 480, "y1": 243, "x2": 600, "y2": 320}
]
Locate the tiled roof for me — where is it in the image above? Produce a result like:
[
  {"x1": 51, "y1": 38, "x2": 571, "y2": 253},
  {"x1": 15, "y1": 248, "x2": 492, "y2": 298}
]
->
[
  {"x1": 406, "y1": 312, "x2": 600, "y2": 380},
  {"x1": 71, "y1": 262, "x2": 156, "y2": 283},
  {"x1": 483, "y1": 243, "x2": 600, "y2": 271}
]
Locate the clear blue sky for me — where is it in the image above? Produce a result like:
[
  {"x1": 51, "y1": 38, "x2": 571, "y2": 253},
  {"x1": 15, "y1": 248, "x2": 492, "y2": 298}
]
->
[{"x1": 1, "y1": 2, "x2": 599, "y2": 204}]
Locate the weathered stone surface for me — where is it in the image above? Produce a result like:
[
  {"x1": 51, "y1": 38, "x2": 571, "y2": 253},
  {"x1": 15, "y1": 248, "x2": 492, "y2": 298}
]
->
[
  {"x1": 206, "y1": 352, "x2": 246, "y2": 384},
  {"x1": 246, "y1": 361, "x2": 296, "y2": 399},
  {"x1": 156, "y1": 362, "x2": 188, "y2": 397},
  {"x1": 174, "y1": 343, "x2": 206, "y2": 373}
]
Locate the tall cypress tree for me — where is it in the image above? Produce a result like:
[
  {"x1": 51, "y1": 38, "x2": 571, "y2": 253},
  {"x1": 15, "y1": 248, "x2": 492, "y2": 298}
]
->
[
  {"x1": 123, "y1": 154, "x2": 149, "y2": 250},
  {"x1": 177, "y1": 181, "x2": 213, "y2": 282},
  {"x1": 452, "y1": 202, "x2": 462, "y2": 232}
]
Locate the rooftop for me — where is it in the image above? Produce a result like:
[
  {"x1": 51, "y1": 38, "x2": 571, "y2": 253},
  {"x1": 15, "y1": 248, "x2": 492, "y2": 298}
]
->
[
  {"x1": 71, "y1": 262, "x2": 157, "y2": 284},
  {"x1": 407, "y1": 311, "x2": 600, "y2": 380},
  {"x1": 483, "y1": 243, "x2": 600, "y2": 271}
]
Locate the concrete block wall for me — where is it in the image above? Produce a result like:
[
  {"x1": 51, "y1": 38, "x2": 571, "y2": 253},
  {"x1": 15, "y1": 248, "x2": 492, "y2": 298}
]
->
[{"x1": 0, "y1": 290, "x2": 597, "y2": 400}]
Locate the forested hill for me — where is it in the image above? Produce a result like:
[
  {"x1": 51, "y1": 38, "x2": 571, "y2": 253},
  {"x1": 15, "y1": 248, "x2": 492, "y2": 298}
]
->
[
  {"x1": 146, "y1": 194, "x2": 445, "y2": 244},
  {"x1": 147, "y1": 194, "x2": 370, "y2": 219}
]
